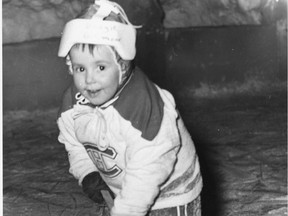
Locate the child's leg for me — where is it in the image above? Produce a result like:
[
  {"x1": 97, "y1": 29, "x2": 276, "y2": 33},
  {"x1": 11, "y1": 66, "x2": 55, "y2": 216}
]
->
[{"x1": 148, "y1": 196, "x2": 201, "y2": 216}]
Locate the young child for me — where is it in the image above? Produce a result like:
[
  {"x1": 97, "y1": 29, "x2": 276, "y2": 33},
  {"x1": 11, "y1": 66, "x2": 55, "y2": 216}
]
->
[{"x1": 57, "y1": 0, "x2": 202, "y2": 215}]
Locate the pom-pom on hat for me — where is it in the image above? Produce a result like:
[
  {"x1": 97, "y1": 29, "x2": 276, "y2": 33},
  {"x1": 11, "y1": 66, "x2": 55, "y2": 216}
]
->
[{"x1": 58, "y1": 0, "x2": 137, "y2": 60}]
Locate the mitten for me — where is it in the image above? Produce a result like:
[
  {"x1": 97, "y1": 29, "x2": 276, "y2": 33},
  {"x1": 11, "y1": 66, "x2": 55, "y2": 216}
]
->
[{"x1": 82, "y1": 171, "x2": 114, "y2": 203}]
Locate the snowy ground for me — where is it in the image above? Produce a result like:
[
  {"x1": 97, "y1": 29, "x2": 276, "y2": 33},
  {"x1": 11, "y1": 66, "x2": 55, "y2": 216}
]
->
[{"x1": 3, "y1": 83, "x2": 287, "y2": 216}]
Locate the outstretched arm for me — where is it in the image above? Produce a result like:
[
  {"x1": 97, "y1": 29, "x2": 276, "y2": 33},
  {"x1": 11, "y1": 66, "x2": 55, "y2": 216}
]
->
[{"x1": 57, "y1": 110, "x2": 97, "y2": 185}]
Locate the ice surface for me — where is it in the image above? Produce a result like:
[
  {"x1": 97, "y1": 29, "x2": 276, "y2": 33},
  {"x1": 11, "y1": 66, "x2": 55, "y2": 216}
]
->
[{"x1": 3, "y1": 88, "x2": 287, "y2": 216}]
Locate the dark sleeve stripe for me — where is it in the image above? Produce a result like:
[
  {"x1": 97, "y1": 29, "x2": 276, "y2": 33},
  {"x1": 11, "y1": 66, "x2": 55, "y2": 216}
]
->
[{"x1": 113, "y1": 68, "x2": 164, "y2": 141}]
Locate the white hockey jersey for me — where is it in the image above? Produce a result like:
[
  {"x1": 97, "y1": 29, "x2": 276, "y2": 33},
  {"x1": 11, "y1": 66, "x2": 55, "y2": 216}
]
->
[{"x1": 57, "y1": 67, "x2": 202, "y2": 216}]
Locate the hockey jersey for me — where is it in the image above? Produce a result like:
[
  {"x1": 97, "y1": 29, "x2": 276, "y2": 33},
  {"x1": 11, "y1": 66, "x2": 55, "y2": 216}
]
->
[{"x1": 57, "y1": 67, "x2": 202, "y2": 216}]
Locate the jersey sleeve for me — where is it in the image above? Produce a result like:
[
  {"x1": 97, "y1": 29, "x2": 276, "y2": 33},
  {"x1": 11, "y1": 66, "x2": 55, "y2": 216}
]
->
[
  {"x1": 58, "y1": 111, "x2": 98, "y2": 185},
  {"x1": 57, "y1": 85, "x2": 97, "y2": 185}
]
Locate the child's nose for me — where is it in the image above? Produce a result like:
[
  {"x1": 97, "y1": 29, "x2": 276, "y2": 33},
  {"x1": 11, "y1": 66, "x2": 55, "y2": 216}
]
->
[{"x1": 85, "y1": 69, "x2": 97, "y2": 84}]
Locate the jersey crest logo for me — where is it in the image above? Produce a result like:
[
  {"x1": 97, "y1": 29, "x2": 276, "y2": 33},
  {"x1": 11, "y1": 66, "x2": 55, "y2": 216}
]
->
[{"x1": 84, "y1": 143, "x2": 122, "y2": 178}]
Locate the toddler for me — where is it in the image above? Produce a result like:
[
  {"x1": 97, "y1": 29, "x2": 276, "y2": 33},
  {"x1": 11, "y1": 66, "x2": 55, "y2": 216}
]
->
[{"x1": 57, "y1": 0, "x2": 202, "y2": 215}]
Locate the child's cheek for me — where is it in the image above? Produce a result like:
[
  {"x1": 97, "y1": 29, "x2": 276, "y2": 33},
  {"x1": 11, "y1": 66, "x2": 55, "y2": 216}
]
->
[{"x1": 73, "y1": 76, "x2": 84, "y2": 92}]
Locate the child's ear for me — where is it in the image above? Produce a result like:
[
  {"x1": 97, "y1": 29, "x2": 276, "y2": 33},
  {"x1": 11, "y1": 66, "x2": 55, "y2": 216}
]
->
[
  {"x1": 121, "y1": 63, "x2": 126, "y2": 72},
  {"x1": 119, "y1": 60, "x2": 128, "y2": 72}
]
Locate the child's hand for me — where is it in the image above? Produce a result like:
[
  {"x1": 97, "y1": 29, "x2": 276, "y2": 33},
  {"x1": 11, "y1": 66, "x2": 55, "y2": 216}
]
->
[{"x1": 82, "y1": 172, "x2": 114, "y2": 204}]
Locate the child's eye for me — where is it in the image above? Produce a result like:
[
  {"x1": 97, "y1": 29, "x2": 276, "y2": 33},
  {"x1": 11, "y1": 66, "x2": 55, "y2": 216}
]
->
[
  {"x1": 98, "y1": 65, "x2": 105, "y2": 71},
  {"x1": 75, "y1": 67, "x2": 85, "y2": 73}
]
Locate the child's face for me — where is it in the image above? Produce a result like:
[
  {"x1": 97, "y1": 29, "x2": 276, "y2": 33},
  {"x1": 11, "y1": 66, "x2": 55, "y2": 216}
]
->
[{"x1": 70, "y1": 45, "x2": 120, "y2": 106}]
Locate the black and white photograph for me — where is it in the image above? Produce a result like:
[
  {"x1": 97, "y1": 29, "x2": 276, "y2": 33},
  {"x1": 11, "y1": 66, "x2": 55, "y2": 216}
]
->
[{"x1": 3, "y1": 0, "x2": 287, "y2": 215}]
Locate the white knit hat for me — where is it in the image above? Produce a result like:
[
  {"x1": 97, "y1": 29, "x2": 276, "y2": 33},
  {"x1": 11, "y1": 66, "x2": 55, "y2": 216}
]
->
[{"x1": 58, "y1": 0, "x2": 137, "y2": 60}]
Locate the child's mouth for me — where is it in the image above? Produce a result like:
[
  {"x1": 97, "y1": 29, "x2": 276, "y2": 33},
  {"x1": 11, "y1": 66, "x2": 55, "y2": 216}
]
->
[{"x1": 87, "y1": 89, "x2": 100, "y2": 98}]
